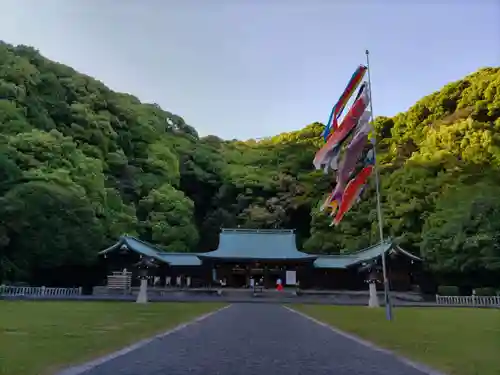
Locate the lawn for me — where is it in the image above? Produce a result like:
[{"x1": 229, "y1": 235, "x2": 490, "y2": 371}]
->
[
  {"x1": 0, "y1": 301, "x2": 224, "y2": 375},
  {"x1": 294, "y1": 305, "x2": 500, "y2": 375}
]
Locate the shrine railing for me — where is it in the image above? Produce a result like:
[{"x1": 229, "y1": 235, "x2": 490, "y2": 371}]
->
[
  {"x1": 436, "y1": 294, "x2": 500, "y2": 307},
  {"x1": 0, "y1": 285, "x2": 82, "y2": 297}
]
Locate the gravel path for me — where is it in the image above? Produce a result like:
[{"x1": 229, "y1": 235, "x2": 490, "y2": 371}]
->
[{"x1": 70, "y1": 304, "x2": 437, "y2": 375}]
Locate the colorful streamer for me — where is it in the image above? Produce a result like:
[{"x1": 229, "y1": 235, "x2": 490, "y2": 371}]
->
[
  {"x1": 313, "y1": 59, "x2": 380, "y2": 228},
  {"x1": 322, "y1": 65, "x2": 367, "y2": 141},
  {"x1": 336, "y1": 110, "x2": 372, "y2": 186},
  {"x1": 320, "y1": 188, "x2": 342, "y2": 214},
  {"x1": 330, "y1": 149, "x2": 375, "y2": 225},
  {"x1": 331, "y1": 165, "x2": 374, "y2": 226},
  {"x1": 313, "y1": 83, "x2": 371, "y2": 172},
  {"x1": 319, "y1": 192, "x2": 334, "y2": 212},
  {"x1": 319, "y1": 114, "x2": 372, "y2": 217}
]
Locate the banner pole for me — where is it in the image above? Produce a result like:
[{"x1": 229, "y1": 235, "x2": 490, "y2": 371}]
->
[{"x1": 365, "y1": 49, "x2": 393, "y2": 321}]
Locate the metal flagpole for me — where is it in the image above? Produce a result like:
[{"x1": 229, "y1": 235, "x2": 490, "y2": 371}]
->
[{"x1": 365, "y1": 49, "x2": 393, "y2": 321}]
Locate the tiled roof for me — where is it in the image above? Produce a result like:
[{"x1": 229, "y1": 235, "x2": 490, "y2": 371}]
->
[
  {"x1": 99, "y1": 231, "x2": 421, "y2": 269},
  {"x1": 155, "y1": 253, "x2": 202, "y2": 266},
  {"x1": 313, "y1": 241, "x2": 422, "y2": 269},
  {"x1": 99, "y1": 236, "x2": 201, "y2": 266},
  {"x1": 198, "y1": 229, "x2": 317, "y2": 261}
]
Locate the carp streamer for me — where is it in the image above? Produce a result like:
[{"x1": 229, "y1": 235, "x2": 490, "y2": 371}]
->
[
  {"x1": 314, "y1": 62, "x2": 377, "y2": 226},
  {"x1": 322, "y1": 65, "x2": 367, "y2": 141}
]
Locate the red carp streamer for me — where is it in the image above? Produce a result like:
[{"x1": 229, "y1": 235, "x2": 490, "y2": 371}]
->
[{"x1": 332, "y1": 165, "x2": 374, "y2": 226}]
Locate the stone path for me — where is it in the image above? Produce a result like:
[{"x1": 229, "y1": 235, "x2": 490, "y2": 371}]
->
[{"x1": 61, "y1": 304, "x2": 439, "y2": 375}]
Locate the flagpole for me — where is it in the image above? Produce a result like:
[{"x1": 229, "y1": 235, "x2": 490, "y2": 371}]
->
[{"x1": 365, "y1": 49, "x2": 393, "y2": 321}]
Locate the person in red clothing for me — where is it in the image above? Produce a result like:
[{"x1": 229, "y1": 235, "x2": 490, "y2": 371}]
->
[{"x1": 276, "y1": 277, "x2": 283, "y2": 291}]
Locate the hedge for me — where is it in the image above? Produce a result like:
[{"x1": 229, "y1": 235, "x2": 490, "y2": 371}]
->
[{"x1": 437, "y1": 285, "x2": 460, "y2": 296}]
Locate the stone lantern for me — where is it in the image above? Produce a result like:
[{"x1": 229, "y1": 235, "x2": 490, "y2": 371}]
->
[
  {"x1": 360, "y1": 261, "x2": 381, "y2": 308},
  {"x1": 133, "y1": 256, "x2": 157, "y2": 304}
]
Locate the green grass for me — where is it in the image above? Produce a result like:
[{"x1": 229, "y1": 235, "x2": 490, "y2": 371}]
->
[
  {"x1": 293, "y1": 305, "x2": 500, "y2": 375},
  {"x1": 0, "y1": 301, "x2": 224, "y2": 375}
]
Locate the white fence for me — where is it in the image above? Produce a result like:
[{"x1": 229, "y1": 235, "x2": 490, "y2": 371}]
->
[
  {"x1": 0, "y1": 285, "x2": 82, "y2": 297},
  {"x1": 436, "y1": 295, "x2": 500, "y2": 307}
]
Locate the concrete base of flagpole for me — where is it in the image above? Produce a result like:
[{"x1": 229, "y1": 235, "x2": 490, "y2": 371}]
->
[
  {"x1": 136, "y1": 279, "x2": 148, "y2": 304},
  {"x1": 368, "y1": 282, "x2": 380, "y2": 308}
]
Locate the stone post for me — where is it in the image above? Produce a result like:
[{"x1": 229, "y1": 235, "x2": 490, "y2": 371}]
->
[
  {"x1": 367, "y1": 269, "x2": 380, "y2": 308},
  {"x1": 136, "y1": 278, "x2": 148, "y2": 304},
  {"x1": 368, "y1": 281, "x2": 380, "y2": 308},
  {"x1": 134, "y1": 257, "x2": 157, "y2": 304}
]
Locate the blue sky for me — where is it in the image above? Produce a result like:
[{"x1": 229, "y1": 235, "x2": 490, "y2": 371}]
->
[{"x1": 1, "y1": 0, "x2": 499, "y2": 140}]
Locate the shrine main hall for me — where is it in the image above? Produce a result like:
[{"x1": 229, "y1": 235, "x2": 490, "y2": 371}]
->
[{"x1": 99, "y1": 228, "x2": 422, "y2": 291}]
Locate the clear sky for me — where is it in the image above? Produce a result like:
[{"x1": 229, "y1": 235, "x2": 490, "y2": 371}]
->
[{"x1": 1, "y1": 0, "x2": 499, "y2": 140}]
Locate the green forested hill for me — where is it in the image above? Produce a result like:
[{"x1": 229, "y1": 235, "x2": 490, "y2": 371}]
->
[{"x1": 0, "y1": 41, "x2": 499, "y2": 289}]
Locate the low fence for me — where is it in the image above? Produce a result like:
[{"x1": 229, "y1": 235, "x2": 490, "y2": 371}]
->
[
  {"x1": 0, "y1": 285, "x2": 82, "y2": 297},
  {"x1": 436, "y1": 294, "x2": 500, "y2": 307}
]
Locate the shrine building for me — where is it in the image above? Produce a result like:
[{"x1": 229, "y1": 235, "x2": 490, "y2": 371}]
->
[{"x1": 98, "y1": 228, "x2": 422, "y2": 291}]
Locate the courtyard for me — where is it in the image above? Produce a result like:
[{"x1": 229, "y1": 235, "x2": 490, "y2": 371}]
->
[{"x1": 0, "y1": 301, "x2": 498, "y2": 375}]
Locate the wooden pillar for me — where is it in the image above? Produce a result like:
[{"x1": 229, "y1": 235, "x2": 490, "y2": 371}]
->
[
  {"x1": 246, "y1": 264, "x2": 251, "y2": 287},
  {"x1": 264, "y1": 264, "x2": 269, "y2": 289}
]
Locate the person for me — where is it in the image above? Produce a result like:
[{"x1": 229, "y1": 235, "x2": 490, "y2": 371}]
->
[
  {"x1": 217, "y1": 278, "x2": 226, "y2": 296},
  {"x1": 276, "y1": 277, "x2": 283, "y2": 291}
]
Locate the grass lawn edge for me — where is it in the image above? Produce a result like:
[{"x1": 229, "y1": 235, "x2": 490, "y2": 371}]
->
[
  {"x1": 54, "y1": 303, "x2": 231, "y2": 375},
  {"x1": 0, "y1": 301, "x2": 228, "y2": 375},
  {"x1": 285, "y1": 306, "x2": 448, "y2": 375}
]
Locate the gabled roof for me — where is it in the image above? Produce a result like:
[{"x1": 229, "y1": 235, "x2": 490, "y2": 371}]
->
[
  {"x1": 313, "y1": 241, "x2": 421, "y2": 269},
  {"x1": 98, "y1": 233, "x2": 421, "y2": 269},
  {"x1": 99, "y1": 236, "x2": 201, "y2": 266},
  {"x1": 197, "y1": 229, "x2": 317, "y2": 261},
  {"x1": 100, "y1": 236, "x2": 162, "y2": 259}
]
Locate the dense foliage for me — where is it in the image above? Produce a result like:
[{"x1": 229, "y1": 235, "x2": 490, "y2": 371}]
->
[{"x1": 0, "y1": 41, "x2": 498, "y2": 289}]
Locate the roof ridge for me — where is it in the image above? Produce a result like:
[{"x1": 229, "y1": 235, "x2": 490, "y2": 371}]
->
[
  {"x1": 123, "y1": 236, "x2": 167, "y2": 254},
  {"x1": 316, "y1": 241, "x2": 392, "y2": 258},
  {"x1": 221, "y1": 228, "x2": 295, "y2": 234},
  {"x1": 346, "y1": 240, "x2": 392, "y2": 255},
  {"x1": 316, "y1": 253, "x2": 357, "y2": 258},
  {"x1": 157, "y1": 252, "x2": 201, "y2": 256}
]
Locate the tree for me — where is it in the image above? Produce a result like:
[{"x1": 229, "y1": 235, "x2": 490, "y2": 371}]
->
[
  {"x1": 421, "y1": 182, "x2": 500, "y2": 287},
  {"x1": 138, "y1": 184, "x2": 199, "y2": 252},
  {"x1": 0, "y1": 40, "x2": 498, "y2": 289},
  {"x1": 0, "y1": 181, "x2": 103, "y2": 282}
]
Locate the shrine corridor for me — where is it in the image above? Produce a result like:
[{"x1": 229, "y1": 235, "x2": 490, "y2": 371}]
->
[{"x1": 59, "y1": 304, "x2": 438, "y2": 375}]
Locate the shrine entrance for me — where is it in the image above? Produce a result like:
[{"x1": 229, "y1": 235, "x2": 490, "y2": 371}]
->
[{"x1": 213, "y1": 261, "x2": 307, "y2": 289}]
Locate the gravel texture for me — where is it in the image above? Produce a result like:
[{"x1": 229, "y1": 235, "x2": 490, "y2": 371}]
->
[{"x1": 72, "y1": 304, "x2": 434, "y2": 375}]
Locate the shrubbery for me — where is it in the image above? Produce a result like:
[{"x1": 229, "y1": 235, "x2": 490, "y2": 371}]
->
[
  {"x1": 437, "y1": 285, "x2": 460, "y2": 296},
  {"x1": 473, "y1": 287, "x2": 497, "y2": 296}
]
